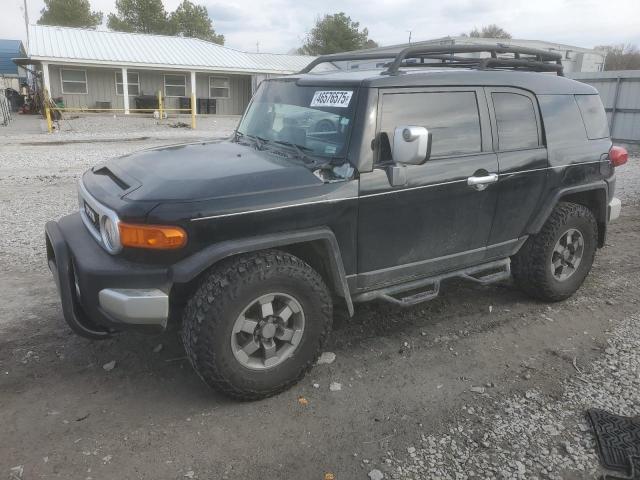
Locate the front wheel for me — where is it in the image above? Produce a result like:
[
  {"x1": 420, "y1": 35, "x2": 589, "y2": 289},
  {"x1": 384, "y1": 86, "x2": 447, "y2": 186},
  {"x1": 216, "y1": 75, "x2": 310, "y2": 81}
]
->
[
  {"x1": 512, "y1": 202, "x2": 598, "y2": 302},
  {"x1": 181, "y1": 250, "x2": 332, "y2": 400}
]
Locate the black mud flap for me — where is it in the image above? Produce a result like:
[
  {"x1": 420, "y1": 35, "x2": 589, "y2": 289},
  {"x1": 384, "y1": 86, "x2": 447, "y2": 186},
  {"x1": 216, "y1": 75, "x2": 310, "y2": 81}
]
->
[{"x1": 45, "y1": 221, "x2": 114, "y2": 340}]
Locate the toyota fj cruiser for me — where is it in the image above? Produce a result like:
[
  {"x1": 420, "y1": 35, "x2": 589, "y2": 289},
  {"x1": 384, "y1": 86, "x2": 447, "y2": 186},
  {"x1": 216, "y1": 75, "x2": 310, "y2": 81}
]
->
[{"x1": 45, "y1": 45, "x2": 628, "y2": 400}]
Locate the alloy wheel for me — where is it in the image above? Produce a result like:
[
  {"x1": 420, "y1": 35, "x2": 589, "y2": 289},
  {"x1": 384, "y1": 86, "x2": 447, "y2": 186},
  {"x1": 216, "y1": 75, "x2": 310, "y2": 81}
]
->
[
  {"x1": 550, "y1": 228, "x2": 584, "y2": 281},
  {"x1": 231, "y1": 293, "x2": 305, "y2": 370}
]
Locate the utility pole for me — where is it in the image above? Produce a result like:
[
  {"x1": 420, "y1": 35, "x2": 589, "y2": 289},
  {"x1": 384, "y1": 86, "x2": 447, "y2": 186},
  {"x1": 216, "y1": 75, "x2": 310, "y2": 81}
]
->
[
  {"x1": 407, "y1": 30, "x2": 412, "y2": 44},
  {"x1": 256, "y1": 41, "x2": 260, "y2": 53},
  {"x1": 23, "y1": 0, "x2": 30, "y2": 52}
]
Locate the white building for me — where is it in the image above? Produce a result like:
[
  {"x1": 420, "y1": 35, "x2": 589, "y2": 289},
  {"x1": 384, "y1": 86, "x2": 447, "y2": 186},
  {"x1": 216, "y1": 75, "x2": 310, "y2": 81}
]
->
[
  {"x1": 18, "y1": 25, "x2": 314, "y2": 115},
  {"x1": 344, "y1": 36, "x2": 606, "y2": 73}
]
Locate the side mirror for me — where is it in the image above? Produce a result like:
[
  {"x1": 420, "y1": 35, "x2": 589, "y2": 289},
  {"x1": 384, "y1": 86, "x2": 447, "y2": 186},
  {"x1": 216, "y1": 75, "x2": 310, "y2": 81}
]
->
[{"x1": 392, "y1": 126, "x2": 431, "y2": 165}]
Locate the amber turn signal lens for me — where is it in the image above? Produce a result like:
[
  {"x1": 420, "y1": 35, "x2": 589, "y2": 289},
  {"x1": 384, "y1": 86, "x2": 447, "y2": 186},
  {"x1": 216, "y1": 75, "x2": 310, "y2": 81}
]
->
[{"x1": 118, "y1": 223, "x2": 187, "y2": 250}]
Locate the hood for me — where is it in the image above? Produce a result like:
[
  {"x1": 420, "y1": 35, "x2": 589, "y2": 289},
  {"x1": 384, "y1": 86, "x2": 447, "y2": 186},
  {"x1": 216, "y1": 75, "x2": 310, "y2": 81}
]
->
[{"x1": 102, "y1": 140, "x2": 324, "y2": 202}]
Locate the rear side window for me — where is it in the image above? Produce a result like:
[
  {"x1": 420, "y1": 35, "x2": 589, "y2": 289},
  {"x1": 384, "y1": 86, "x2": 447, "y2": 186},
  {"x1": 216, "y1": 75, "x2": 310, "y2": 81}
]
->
[
  {"x1": 575, "y1": 95, "x2": 609, "y2": 139},
  {"x1": 537, "y1": 95, "x2": 587, "y2": 146},
  {"x1": 492, "y1": 92, "x2": 539, "y2": 150},
  {"x1": 380, "y1": 91, "x2": 481, "y2": 157}
]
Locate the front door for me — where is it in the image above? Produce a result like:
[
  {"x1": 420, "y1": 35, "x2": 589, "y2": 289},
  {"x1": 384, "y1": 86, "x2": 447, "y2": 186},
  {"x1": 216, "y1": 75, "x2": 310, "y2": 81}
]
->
[{"x1": 356, "y1": 87, "x2": 499, "y2": 291}]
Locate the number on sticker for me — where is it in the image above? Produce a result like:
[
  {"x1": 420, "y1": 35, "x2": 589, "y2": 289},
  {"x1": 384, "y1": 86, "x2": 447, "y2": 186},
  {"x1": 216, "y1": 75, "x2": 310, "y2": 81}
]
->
[{"x1": 311, "y1": 91, "x2": 353, "y2": 108}]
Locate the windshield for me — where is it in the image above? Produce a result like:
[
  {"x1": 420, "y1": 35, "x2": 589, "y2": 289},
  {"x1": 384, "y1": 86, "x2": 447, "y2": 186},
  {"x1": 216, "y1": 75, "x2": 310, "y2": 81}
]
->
[{"x1": 236, "y1": 81, "x2": 357, "y2": 158}]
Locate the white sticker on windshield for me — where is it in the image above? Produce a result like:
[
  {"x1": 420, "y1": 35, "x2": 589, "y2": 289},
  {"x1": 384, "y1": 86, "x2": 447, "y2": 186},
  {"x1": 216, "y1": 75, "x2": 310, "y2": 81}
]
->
[{"x1": 310, "y1": 91, "x2": 353, "y2": 108}]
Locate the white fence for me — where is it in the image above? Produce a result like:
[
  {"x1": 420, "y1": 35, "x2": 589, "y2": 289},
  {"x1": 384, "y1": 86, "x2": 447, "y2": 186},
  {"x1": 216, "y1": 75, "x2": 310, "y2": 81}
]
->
[
  {"x1": 569, "y1": 71, "x2": 640, "y2": 144},
  {"x1": 0, "y1": 91, "x2": 12, "y2": 126}
]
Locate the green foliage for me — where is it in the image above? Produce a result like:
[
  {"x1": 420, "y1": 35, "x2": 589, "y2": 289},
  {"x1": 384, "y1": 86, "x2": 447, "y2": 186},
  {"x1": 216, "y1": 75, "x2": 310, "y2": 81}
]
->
[
  {"x1": 37, "y1": 0, "x2": 103, "y2": 28},
  {"x1": 107, "y1": 0, "x2": 224, "y2": 44},
  {"x1": 107, "y1": 0, "x2": 169, "y2": 34},
  {"x1": 467, "y1": 24, "x2": 512, "y2": 39},
  {"x1": 169, "y1": 0, "x2": 224, "y2": 44},
  {"x1": 298, "y1": 12, "x2": 378, "y2": 55},
  {"x1": 596, "y1": 44, "x2": 640, "y2": 71}
]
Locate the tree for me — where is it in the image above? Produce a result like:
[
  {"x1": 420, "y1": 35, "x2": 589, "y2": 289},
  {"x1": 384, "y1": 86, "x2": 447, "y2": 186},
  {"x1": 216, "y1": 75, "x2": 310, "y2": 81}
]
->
[
  {"x1": 595, "y1": 44, "x2": 640, "y2": 71},
  {"x1": 169, "y1": 0, "x2": 224, "y2": 44},
  {"x1": 37, "y1": 0, "x2": 102, "y2": 28},
  {"x1": 467, "y1": 24, "x2": 512, "y2": 39},
  {"x1": 107, "y1": 0, "x2": 169, "y2": 34},
  {"x1": 298, "y1": 13, "x2": 378, "y2": 55}
]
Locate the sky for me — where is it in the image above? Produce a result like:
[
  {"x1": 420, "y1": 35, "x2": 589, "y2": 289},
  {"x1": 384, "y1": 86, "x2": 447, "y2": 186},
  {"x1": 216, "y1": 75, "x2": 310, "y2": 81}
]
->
[{"x1": 2, "y1": 0, "x2": 639, "y2": 54}]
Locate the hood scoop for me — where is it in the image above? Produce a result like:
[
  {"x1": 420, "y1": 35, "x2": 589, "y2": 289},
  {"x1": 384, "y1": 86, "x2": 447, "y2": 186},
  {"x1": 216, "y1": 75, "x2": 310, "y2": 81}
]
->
[{"x1": 92, "y1": 166, "x2": 130, "y2": 190}]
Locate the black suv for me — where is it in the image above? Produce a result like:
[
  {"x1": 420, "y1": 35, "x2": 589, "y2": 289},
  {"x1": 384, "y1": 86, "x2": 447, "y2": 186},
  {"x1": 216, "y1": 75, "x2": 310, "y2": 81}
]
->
[{"x1": 45, "y1": 45, "x2": 628, "y2": 400}]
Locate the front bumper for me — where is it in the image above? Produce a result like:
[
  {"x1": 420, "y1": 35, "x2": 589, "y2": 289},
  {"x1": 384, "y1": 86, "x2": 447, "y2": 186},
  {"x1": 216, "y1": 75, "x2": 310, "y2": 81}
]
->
[{"x1": 45, "y1": 213, "x2": 171, "y2": 335}]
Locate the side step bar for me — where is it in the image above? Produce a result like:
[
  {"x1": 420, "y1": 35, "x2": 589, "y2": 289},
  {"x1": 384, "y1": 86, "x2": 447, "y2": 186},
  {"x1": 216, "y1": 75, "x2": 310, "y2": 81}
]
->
[{"x1": 353, "y1": 258, "x2": 511, "y2": 307}]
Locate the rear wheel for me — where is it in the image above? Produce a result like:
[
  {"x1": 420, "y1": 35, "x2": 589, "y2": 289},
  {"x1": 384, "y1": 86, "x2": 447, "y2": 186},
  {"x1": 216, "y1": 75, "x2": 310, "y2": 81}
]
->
[
  {"x1": 512, "y1": 202, "x2": 598, "y2": 302},
  {"x1": 181, "y1": 250, "x2": 332, "y2": 400}
]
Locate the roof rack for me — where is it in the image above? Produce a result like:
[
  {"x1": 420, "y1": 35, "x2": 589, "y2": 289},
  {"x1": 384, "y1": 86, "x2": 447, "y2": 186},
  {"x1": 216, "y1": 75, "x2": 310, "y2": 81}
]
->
[{"x1": 298, "y1": 44, "x2": 564, "y2": 76}]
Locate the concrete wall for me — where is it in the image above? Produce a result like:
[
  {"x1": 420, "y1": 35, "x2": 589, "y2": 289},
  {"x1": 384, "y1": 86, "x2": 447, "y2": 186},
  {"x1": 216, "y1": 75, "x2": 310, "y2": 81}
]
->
[
  {"x1": 569, "y1": 70, "x2": 640, "y2": 143},
  {"x1": 47, "y1": 64, "x2": 251, "y2": 115}
]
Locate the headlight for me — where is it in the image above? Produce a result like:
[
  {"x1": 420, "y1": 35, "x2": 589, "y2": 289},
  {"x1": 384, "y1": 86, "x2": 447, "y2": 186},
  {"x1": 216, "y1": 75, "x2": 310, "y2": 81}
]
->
[{"x1": 100, "y1": 215, "x2": 121, "y2": 253}]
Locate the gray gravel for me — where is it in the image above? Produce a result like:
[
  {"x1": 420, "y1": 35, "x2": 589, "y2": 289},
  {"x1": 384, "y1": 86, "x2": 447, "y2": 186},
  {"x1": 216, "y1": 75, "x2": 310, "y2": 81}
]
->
[
  {"x1": 380, "y1": 313, "x2": 640, "y2": 479},
  {"x1": 0, "y1": 114, "x2": 239, "y2": 144}
]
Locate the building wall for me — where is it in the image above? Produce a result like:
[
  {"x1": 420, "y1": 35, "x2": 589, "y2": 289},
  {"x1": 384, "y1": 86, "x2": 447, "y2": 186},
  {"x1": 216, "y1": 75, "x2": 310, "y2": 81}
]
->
[
  {"x1": 569, "y1": 70, "x2": 640, "y2": 144},
  {"x1": 47, "y1": 64, "x2": 251, "y2": 114},
  {"x1": 0, "y1": 77, "x2": 21, "y2": 91}
]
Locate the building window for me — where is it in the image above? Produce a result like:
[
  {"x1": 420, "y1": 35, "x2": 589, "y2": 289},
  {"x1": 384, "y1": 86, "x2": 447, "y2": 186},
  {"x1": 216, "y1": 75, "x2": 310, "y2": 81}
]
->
[
  {"x1": 115, "y1": 72, "x2": 140, "y2": 96},
  {"x1": 164, "y1": 74, "x2": 186, "y2": 97},
  {"x1": 209, "y1": 76, "x2": 230, "y2": 98},
  {"x1": 61, "y1": 69, "x2": 87, "y2": 94}
]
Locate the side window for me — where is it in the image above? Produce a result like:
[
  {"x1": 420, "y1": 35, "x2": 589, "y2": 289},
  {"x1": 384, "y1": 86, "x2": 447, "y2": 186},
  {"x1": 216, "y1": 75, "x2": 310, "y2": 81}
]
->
[
  {"x1": 537, "y1": 95, "x2": 587, "y2": 145},
  {"x1": 575, "y1": 95, "x2": 609, "y2": 140},
  {"x1": 492, "y1": 92, "x2": 539, "y2": 150},
  {"x1": 380, "y1": 91, "x2": 481, "y2": 158}
]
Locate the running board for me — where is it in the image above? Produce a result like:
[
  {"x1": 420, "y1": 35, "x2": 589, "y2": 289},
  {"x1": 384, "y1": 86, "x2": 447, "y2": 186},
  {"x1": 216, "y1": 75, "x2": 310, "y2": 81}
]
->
[{"x1": 353, "y1": 258, "x2": 511, "y2": 307}]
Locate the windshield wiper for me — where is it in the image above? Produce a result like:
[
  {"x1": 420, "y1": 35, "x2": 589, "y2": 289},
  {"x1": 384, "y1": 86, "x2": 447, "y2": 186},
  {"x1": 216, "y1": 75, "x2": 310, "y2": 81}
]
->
[
  {"x1": 272, "y1": 140, "x2": 316, "y2": 163},
  {"x1": 235, "y1": 131, "x2": 267, "y2": 150}
]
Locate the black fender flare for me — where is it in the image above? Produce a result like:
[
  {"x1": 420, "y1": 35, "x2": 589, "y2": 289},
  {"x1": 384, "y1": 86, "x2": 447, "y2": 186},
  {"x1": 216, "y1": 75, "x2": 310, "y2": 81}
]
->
[
  {"x1": 169, "y1": 227, "x2": 354, "y2": 316},
  {"x1": 526, "y1": 180, "x2": 609, "y2": 241}
]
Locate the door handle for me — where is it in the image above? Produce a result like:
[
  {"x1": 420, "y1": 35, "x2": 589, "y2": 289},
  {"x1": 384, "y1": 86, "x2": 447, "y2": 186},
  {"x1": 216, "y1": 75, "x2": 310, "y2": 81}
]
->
[{"x1": 467, "y1": 173, "x2": 498, "y2": 190}]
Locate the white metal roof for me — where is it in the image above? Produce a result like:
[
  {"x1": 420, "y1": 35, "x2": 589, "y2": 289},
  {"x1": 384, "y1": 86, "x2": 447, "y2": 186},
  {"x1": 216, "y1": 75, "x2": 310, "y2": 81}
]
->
[
  {"x1": 355, "y1": 36, "x2": 604, "y2": 56},
  {"x1": 27, "y1": 24, "x2": 313, "y2": 74}
]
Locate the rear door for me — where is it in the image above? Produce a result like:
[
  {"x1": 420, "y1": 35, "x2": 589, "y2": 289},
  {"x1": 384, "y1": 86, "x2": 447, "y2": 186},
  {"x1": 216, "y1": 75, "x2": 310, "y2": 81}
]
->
[
  {"x1": 485, "y1": 88, "x2": 549, "y2": 247},
  {"x1": 356, "y1": 87, "x2": 499, "y2": 290}
]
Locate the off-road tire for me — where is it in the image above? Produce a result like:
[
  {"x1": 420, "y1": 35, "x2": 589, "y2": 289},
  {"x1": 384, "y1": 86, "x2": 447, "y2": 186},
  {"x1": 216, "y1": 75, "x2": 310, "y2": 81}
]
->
[
  {"x1": 181, "y1": 249, "x2": 332, "y2": 400},
  {"x1": 511, "y1": 202, "x2": 598, "y2": 302}
]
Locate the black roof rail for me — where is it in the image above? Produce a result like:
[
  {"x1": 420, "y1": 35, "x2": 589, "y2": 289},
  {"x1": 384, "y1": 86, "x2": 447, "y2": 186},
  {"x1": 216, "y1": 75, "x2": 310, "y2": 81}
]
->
[{"x1": 298, "y1": 44, "x2": 564, "y2": 76}]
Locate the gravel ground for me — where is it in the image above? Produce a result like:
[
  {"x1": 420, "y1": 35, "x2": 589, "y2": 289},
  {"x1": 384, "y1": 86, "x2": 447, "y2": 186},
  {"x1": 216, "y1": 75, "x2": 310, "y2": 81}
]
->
[
  {"x1": 387, "y1": 313, "x2": 640, "y2": 480},
  {"x1": 0, "y1": 113, "x2": 239, "y2": 145},
  {"x1": 0, "y1": 134, "x2": 638, "y2": 479}
]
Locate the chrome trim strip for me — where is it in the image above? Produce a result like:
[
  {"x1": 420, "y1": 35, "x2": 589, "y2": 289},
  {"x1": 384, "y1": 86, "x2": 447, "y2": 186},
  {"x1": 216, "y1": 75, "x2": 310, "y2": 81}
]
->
[
  {"x1": 360, "y1": 179, "x2": 465, "y2": 198},
  {"x1": 190, "y1": 196, "x2": 358, "y2": 222},
  {"x1": 499, "y1": 160, "x2": 605, "y2": 178},
  {"x1": 78, "y1": 180, "x2": 122, "y2": 254},
  {"x1": 190, "y1": 160, "x2": 607, "y2": 221}
]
